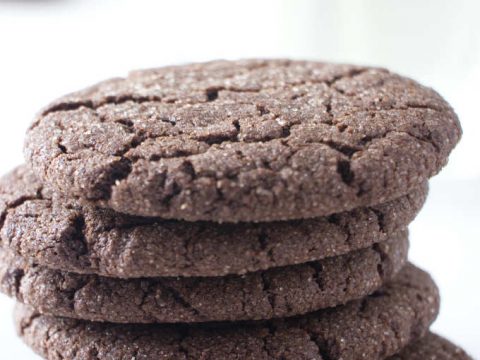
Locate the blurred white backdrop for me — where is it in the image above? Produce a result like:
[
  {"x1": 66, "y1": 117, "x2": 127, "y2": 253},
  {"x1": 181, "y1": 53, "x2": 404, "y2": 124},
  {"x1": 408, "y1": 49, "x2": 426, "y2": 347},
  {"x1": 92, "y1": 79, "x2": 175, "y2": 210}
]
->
[{"x1": 0, "y1": 0, "x2": 478, "y2": 358}]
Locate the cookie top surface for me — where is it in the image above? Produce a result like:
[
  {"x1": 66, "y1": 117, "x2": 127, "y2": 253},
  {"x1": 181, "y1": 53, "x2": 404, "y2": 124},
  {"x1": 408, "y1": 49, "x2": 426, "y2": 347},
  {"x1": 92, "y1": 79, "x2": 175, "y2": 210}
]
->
[
  {"x1": 24, "y1": 59, "x2": 460, "y2": 222},
  {"x1": 14, "y1": 264, "x2": 439, "y2": 360},
  {"x1": 390, "y1": 333, "x2": 472, "y2": 360},
  {"x1": 0, "y1": 166, "x2": 426, "y2": 278},
  {"x1": 1, "y1": 231, "x2": 408, "y2": 323}
]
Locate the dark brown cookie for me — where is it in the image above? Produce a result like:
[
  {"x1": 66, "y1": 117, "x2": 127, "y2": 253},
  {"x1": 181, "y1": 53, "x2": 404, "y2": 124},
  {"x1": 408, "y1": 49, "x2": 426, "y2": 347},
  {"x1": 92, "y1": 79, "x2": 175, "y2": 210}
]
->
[
  {"x1": 390, "y1": 333, "x2": 472, "y2": 360},
  {"x1": 0, "y1": 166, "x2": 426, "y2": 278},
  {"x1": 24, "y1": 59, "x2": 460, "y2": 222},
  {"x1": 0, "y1": 231, "x2": 408, "y2": 323},
  {"x1": 14, "y1": 264, "x2": 439, "y2": 360}
]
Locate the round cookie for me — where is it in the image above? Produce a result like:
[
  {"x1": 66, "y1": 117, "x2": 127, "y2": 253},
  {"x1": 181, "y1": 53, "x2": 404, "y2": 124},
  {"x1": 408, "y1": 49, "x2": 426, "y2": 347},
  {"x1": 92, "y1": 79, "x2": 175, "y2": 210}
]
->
[
  {"x1": 14, "y1": 264, "x2": 439, "y2": 360},
  {"x1": 0, "y1": 231, "x2": 408, "y2": 324},
  {"x1": 0, "y1": 166, "x2": 426, "y2": 278},
  {"x1": 390, "y1": 333, "x2": 472, "y2": 360},
  {"x1": 24, "y1": 59, "x2": 460, "y2": 222}
]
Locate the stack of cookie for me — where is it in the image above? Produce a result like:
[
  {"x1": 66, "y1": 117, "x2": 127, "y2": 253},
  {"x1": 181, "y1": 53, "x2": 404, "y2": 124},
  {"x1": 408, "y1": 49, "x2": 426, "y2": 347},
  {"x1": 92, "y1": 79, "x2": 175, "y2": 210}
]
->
[{"x1": 0, "y1": 60, "x2": 471, "y2": 359}]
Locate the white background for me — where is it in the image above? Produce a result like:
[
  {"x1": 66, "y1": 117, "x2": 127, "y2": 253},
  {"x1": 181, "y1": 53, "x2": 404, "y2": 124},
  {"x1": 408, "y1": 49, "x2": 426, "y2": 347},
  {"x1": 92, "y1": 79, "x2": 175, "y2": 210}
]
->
[{"x1": 0, "y1": 0, "x2": 478, "y2": 358}]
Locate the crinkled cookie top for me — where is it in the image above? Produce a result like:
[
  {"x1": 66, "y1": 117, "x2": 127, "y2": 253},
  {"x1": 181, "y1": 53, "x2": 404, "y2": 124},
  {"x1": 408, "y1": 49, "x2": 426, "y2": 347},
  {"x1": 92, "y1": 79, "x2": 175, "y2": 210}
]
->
[{"x1": 25, "y1": 59, "x2": 460, "y2": 221}]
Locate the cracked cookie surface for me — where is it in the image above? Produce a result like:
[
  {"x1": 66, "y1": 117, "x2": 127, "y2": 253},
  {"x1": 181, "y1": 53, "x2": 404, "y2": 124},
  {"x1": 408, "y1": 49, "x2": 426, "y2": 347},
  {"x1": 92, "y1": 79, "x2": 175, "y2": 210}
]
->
[
  {"x1": 0, "y1": 231, "x2": 407, "y2": 323},
  {"x1": 14, "y1": 264, "x2": 439, "y2": 360},
  {"x1": 0, "y1": 166, "x2": 425, "y2": 278},
  {"x1": 24, "y1": 59, "x2": 460, "y2": 222}
]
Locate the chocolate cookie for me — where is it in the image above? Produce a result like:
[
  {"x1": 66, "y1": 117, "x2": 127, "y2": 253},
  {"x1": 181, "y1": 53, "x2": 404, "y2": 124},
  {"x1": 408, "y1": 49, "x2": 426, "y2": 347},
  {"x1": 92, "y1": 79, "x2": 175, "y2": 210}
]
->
[
  {"x1": 14, "y1": 264, "x2": 439, "y2": 360},
  {"x1": 0, "y1": 166, "x2": 426, "y2": 278},
  {"x1": 24, "y1": 59, "x2": 460, "y2": 222},
  {"x1": 0, "y1": 231, "x2": 408, "y2": 323},
  {"x1": 390, "y1": 333, "x2": 472, "y2": 360}
]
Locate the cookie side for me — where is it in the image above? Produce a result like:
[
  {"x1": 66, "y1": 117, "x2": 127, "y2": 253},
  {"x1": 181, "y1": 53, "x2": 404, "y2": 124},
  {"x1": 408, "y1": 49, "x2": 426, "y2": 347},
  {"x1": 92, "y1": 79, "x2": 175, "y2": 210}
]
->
[
  {"x1": 1, "y1": 231, "x2": 408, "y2": 323},
  {"x1": 14, "y1": 264, "x2": 439, "y2": 360},
  {"x1": 389, "y1": 333, "x2": 472, "y2": 360},
  {"x1": 0, "y1": 166, "x2": 426, "y2": 278}
]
